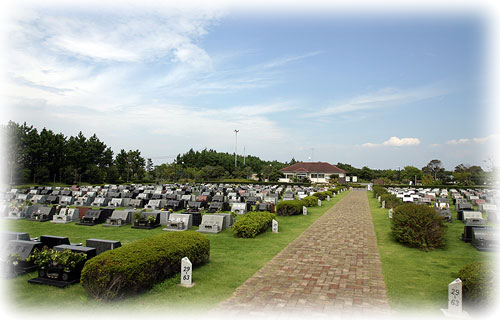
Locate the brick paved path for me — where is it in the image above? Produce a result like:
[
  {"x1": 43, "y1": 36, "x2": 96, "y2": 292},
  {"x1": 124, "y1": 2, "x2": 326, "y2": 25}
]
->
[{"x1": 216, "y1": 190, "x2": 391, "y2": 318}]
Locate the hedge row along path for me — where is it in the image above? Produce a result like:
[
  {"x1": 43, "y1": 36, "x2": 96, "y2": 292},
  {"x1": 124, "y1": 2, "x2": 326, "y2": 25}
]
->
[{"x1": 216, "y1": 190, "x2": 391, "y2": 317}]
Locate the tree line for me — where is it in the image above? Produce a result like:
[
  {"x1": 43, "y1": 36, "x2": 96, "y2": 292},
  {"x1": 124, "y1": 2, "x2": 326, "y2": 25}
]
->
[{"x1": 1, "y1": 121, "x2": 494, "y2": 186}]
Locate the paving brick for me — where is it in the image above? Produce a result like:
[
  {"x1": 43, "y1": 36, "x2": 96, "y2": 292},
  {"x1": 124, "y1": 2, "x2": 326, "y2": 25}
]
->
[{"x1": 216, "y1": 191, "x2": 391, "y2": 317}]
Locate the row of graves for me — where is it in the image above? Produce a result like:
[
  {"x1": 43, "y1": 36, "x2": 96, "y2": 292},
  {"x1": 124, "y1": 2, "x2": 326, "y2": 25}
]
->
[
  {"x1": 1, "y1": 183, "x2": 334, "y2": 232},
  {"x1": 1, "y1": 183, "x2": 337, "y2": 287},
  {"x1": 383, "y1": 187, "x2": 499, "y2": 252},
  {"x1": 1, "y1": 231, "x2": 121, "y2": 287}
]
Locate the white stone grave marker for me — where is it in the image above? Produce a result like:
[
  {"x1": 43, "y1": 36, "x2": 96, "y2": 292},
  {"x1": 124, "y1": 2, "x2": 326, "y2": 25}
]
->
[
  {"x1": 389, "y1": 208, "x2": 393, "y2": 219},
  {"x1": 441, "y1": 278, "x2": 469, "y2": 318},
  {"x1": 318, "y1": 199, "x2": 322, "y2": 207},
  {"x1": 382, "y1": 200, "x2": 385, "y2": 209},
  {"x1": 333, "y1": 192, "x2": 336, "y2": 197},
  {"x1": 272, "y1": 219, "x2": 279, "y2": 233},
  {"x1": 378, "y1": 196, "x2": 381, "y2": 203},
  {"x1": 180, "y1": 257, "x2": 194, "y2": 287},
  {"x1": 303, "y1": 206, "x2": 307, "y2": 215},
  {"x1": 327, "y1": 195, "x2": 330, "y2": 201}
]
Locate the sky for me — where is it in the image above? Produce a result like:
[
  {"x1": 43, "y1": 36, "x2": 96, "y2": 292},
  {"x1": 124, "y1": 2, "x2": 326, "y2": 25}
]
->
[{"x1": 1, "y1": 0, "x2": 499, "y2": 171}]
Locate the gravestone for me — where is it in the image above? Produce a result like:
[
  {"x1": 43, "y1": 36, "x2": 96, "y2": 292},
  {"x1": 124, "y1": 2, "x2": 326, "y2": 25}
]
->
[
  {"x1": 180, "y1": 257, "x2": 194, "y2": 287},
  {"x1": 382, "y1": 200, "x2": 385, "y2": 209},
  {"x1": 327, "y1": 195, "x2": 330, "y2": 201},
  {"x1": 272, "y1": 219, "x2": 279, "y2": 233},
  {"x1": 441, "y1": 279, "x2": 468, "y2": 317},
  {"x1": 85, "y1": 239, "x2": 122, "y2": 255},
  {"x1": 471, "y1": 227, "x2": 496, "y2": 251},
  {"x1": 102, "y1": 210, "x2": 133, "y2": 227},
  {"x1": 389, "y1": 208, "x2": 393, "y2": 219},
  {"x1": 378, "y1": 196, "x2": 381, "y2": 203},
  {"x1": 214, "y1": 213, "x2": 234, "y2": 228},
  {"x1": 197, "y1": 215, "x2": 225, "y2": 234},
  {"x1": 3, "y1": 231, "x2": 30, "y2": 241},
  {"x1": 51, "y1": 208, "x2": 79, "y2": 224},
  {"x1": 303, "y1": 206, "x2": 307, "y2": 215},
  {"x1": 231, "y1": 202, "x2": 248, "y2": 215},
  {"x1": 163, "y1": 213, "x2": 192, "y2": 231},
  {"x1": 318, "y1": 199, "x2": 322, "y2": 207}
]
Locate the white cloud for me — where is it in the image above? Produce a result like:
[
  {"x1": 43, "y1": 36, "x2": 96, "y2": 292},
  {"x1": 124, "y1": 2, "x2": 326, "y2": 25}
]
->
[
  {"x1": 362, "y1": 136, "x2": 421, "y2": 148},
  {"x1": 312, "y1": 84, "x2": 451, "y2": 117},
  {"x1": 446, "y1": 134, "x2": 499, "y2": 145}
]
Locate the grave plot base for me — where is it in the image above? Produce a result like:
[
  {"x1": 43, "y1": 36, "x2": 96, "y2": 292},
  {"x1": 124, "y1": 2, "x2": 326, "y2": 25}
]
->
[
  {"x1": 28, "y1": 277, "x2": 79, "y2": 288},
  {"x1": 440, "y1": 309, "x2": 470, "y2": 319},
  {"x1": 162, "y1": 228, "x2": 187, "y2": 232},
  {"x1": 75, "y1": 222, "x2": 98, "y2": 226},
  {"x1": 26, "y1": 218, "x2": 50, "y2": 222},
  {"x1": 471, "y1": 245, "x2": 497, "y2": 252},
  {"x1": 102, "y1": 223, "x2": 129, "y2": 227},
  {"x1": 51, "y1": 220, "x2": 77, "y2": 224},
  {"x1": 4, "y1": 217, "x2": 26, "y2": 220},
  {"x1": 132, "y1": 224, "x2": 160, "y2": 230}
]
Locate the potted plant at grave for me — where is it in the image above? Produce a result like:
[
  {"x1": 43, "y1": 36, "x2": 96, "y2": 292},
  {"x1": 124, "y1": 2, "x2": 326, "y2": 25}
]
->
[
  {"x1": 27, "y1": 248, "x2": 87, "y2": 282},
  {"x1": 146, "y1": 214, "x2": 156, "y2": 226},
  {"x1": 133, "y1": 211, "x2": 142, "y2": 223}
]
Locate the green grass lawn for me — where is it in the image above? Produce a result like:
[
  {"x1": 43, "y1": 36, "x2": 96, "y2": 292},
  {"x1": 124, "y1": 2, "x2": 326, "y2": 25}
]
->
[
  {"x1": 2, "y1": 191, "x2": 347, "y2": 313},
  {"x1": 368, "y1": 191, "x2": 496, "y2": 314}
]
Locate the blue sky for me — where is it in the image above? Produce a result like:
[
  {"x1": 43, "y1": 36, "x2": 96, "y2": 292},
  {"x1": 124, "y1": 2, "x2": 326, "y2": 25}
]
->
[{"x1": 2, "y1": 1, "x2": 498, "y2": 170}]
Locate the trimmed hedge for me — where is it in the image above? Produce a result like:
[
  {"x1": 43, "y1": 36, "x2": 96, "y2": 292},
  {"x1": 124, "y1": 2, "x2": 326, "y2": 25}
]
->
[
  {"x1": 232, "y1": 211, "x2": 275, "y2": 238},
  {"x1": 458, "y1": 261, "x2": 495, "y2": 308},
  {"x1": 276, "y1": 200, "x2": 306, "y2": 216},
  {"x1": 302, "y1": 196, "x2": 319, "y2": 207},
  {"x1": 312, "y1": 192, "x2": 326, "y2": 200},
  {"x1": 391, "y1": 203, "x2": 447, "y2": 250},
  {"x1": 380, "y1": 194, "x2": 402, "y2": 209},
  {"x1": 373, "y1": 186, "x2": 388, "y2": 198},
  {"x1": 81, "y1": 231, "x2": 210, "y2": 300}
]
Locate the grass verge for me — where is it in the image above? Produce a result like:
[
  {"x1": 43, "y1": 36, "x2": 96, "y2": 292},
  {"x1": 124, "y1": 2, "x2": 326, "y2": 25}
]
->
[
  {"x1": 2, "y1": 191, "x2": 347, "y2": 314},
  {"x1": 367, "y1": 191, "x2": 495, "y2": 314}
]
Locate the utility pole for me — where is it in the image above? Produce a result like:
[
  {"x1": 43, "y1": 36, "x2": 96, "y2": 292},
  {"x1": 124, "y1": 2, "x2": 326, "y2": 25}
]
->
[{"x1": 234, "y1": 129, "x2": 239, "y2": 168}]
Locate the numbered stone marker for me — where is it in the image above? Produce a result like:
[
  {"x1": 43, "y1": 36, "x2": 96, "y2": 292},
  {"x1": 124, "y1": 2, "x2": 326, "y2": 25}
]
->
[
  {"x1": 441, "y1": 278, "x2": 468, "y2": 317},
  {"x1": 378, "y1": 196, "x2": 381, "y2": 203},
  {"x1": 318, "y1": 199, "x2": 322, "y2": 207},
  {"x1": 303, "y1": 206, "x2": 307, "y2": 215},
  {"x1": 382, "y1": 200, "x2": 385, "y2": 209},
  {"x1": 272, "y1": 219, "x2": 279, "y2": 233},
  {"x1": 448, "y1": 279, "x2": 462, "y2": 314},
  {"x1": 180, "y1": 257, "x2": 194, "y2": 287},
  {"x1": 333, "y1": 192, "x2": 336, "y2": 197},
  {"x1": 327, "y1": 195, "x2": 330, "y2": 201},
  {"x1": 389, "y1": 208, "x2": 393, "y2": 219}
]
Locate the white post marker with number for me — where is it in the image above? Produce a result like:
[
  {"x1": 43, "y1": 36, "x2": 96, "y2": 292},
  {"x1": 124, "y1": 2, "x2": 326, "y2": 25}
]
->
[
  {"x1": 303, "y1": 206, "x2": 307, "y2": 215},
  {"x1": 180, "y1": 257, "x2": 195, "y2": 287},
  {"x1": 318, "y1": 199, "x2": 322, "y2": 207},
  {"x1": 382, "y1": 200, "x2": 385, "y2": 209},
  {"x1": 272, "y1": 219, "x2": 279, "y2": 233},
  {"x1": 327, "y1": 195, "x2": 330, "y2": 201},
  {"x1": 441, "y1": 278, "x2": 469, "y2": 318}
]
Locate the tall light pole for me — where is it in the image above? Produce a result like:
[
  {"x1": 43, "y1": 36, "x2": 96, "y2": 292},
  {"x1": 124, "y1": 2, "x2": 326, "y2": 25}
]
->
[{"x1": 234, "y1": 129, "x2": 239, "y2": 168}]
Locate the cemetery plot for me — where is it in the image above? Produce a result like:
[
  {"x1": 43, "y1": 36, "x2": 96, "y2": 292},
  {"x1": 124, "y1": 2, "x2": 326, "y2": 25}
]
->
[
  {"x1": 28, "y1": 245, "x2": 96, "y2": 287},
  {"x1": 27, "y1": 206, "x2": 56, "y2": 222},
  {"x1": 3, "y1": 240, "x2": 43, "y2": 277},
  {"x1": 85, "y1": 239, "x2": 121, "y2": 255},
  {"x1": 132, "y1": 211, "x2": 161, "y2": 229},
  {"x1": 76, "y1": 209, "x2": 113, "y2": 226},
  {"x1": 163, "y1": 213, "x2": 193, "y2": 231},
  {"x1": 102, "y1": 209, "x2": 134, "y2": 227},
  {"x1": 197, "y1": 215, "x2": 225, "y2": 234},
  {"x1": 51, "y1": 208, "x2": 80, "y2": 224}
]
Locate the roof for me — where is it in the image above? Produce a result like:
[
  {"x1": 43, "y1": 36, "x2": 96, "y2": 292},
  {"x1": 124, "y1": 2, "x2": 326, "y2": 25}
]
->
[{"x1": 280, "y1": 162, "x2": 346, "y2": 174}]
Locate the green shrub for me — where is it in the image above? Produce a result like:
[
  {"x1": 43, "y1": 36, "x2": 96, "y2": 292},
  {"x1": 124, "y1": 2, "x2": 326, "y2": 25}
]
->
[
  {"x1": 458, "y1": 261, "x2": 495, "y2": 308},
  {"x1": 323, "y1": 190, "x2": 333, "y2": 197},
  {"x1": 380, "y1": 194, "x2": 402, "y2": 209},
  {"x1": 373, "y1": 186, "x2": 388, "y2": 198},
  {"x1": 312, "y1": 192, "x2": 326, "y2": 200},
  {"x1": 276, "y1": 200, "x2": 306, "y2": 216},
  {"x1": 232, "y1": 211, "x2": 275, "y2": 238},
  {"x1": 390, "y1": 203, "x2": 446, "y2": 250},
  {"x1": 302, "y1": 196, "x2": 319, "y2": 207},
  {"x1": 81, "y1": 231, "x2": 210, "y2": 300}
]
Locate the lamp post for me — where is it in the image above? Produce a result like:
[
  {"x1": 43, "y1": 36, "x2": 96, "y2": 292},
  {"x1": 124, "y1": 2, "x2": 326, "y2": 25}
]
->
[{"x1": 234, "y1": 129, "x2": 239, "y2": 168}]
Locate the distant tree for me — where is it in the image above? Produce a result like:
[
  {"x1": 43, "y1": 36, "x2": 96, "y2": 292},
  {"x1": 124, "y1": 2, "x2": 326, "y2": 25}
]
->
[
  {"x1": 401, "y1": 166, "x2": 422, "y2": 184},
  {"x1": 359, "y1": 166, "x2": 374, "y2": 181},
  {"x1": 422, "y1": 159, "x2": 445, "y2": 181}
]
